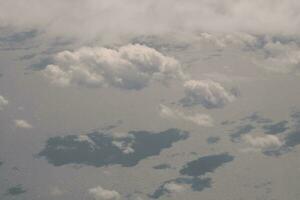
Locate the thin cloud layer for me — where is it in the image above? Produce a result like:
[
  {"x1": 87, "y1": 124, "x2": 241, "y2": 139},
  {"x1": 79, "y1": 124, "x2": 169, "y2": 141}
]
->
[
  {"x1": 1, "y1": 0, "x2": 300, "y2": 39},
  {"x1": 159, "y1": 104, "x2": 213, "y2": 127},
  {"x1": 88, "y1": 186, "x2": 120, "y2": 200},
  {"x1": 43, "y1": 44, "x2": 185, "y2": 90},
  {"x1": 0, "y1": 95, "x2": 8, "y2": 110},
  {"x1": 181, "y1": 80, "x2": 236, "y2": 108}
]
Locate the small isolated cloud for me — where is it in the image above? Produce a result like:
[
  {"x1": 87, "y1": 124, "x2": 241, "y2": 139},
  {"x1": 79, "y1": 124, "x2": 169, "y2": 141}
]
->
[
  {"x1": 88, "y1": 186, "x2": 120, "y2": 200},
  {"x1": 43, "y1": 44, "x2": 185, "y2": 90},
  {"x1": 159, "y1": 104, "x2": 213, "y2": 127},
  {"x1": 181, "y1": 80, "x2": 236, "y2": 108},
  {"x1": 14, "y1": 119, "x2": 33, "y2": 129},
  {"x1": 163, "y1": 182, "x2": 186, "y2": 194},
  {"x1": 242, "y1": 134, "x2": 283, "y2": 149},
  {"x1": 49, "y1": 186, "x2": 64, "y2": 196},
  {"x1": 0, "y1": 95, "x2": 8, "y2": 110}
]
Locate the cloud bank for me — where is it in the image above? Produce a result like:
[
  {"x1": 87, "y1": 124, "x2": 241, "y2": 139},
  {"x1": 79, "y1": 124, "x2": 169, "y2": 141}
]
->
[
  {"x1": 43, "y1": 44, "x2": 185, "y2": 90},
  {"x1": 1, "y1": 0, "x2": 300, "y2": 39}
]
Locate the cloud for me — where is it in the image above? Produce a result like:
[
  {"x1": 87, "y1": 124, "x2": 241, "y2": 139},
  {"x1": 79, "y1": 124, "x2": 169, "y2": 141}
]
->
[
  {"x1": 42, "y1": 44, "x2": 185, "y2": 90},
  {"x1": 14, "y1": 119, "x2": 33, "y2": 129},
  {"x1": 49, "y1": 187, "x2": 64, "y2": 196},
  {"x1": 159, "y1": 104, "x2": 213, "y2": 127},
  {"x1": 163, "y1": 182, "x2": 186, "y2": 193},
  {"x1": 180, "y1": 80, "x2": 236, "y2": 108},
  {"x1": 0, "y1": 95, "x2": 8, "y2": 110},
  {"x1": 149, "y1": 177, "x2": 211, "y2": 198},
  {"x1": 88, "y1": 186, "x2": 120, "y2": 200},
  {"x1": 242, "y1": 134, "x2": 283, "y2": 149},
  {"x1": 257, "y1": 40, "x2": 300, "y2": 74},
  {"x1": 1, "y1": 0, "x2": 300, "y2": 39}
]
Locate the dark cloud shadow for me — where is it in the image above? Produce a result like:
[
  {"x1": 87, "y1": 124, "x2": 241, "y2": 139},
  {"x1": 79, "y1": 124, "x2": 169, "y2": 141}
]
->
[
  {"x1": 179, "y1": 153, "x2": 234, "y2": 177},
  {"x1": 230, "y1": 124, "x2": 255, "y2": 142},
  {"x1": 38, "y1": 129, "x2": 189, "y2": 167},
  {"x1": 5, "y1": 185, "x2": 26, "y2": 196},
  {"x1": 206, "y1": 136, "x2": 220, "y2": 144},
  {"x1": 153, "y1": 163, "x2": 172, "y2": 170},
  {"x1": 263, "y1": 121, "x2": 289, "y2": 134}
]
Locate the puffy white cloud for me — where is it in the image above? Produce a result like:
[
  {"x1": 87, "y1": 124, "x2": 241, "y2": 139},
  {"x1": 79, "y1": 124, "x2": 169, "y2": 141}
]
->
[
  {"x1": 160, "y1": 104, "x2": 213, "y2": 127},
  {"x1": 0, "y1": 95, "x2": 8, "y2": 110},
  {"x1": 181, "y1": 80, "x2": 236, "y2": 108},
  {"x1": 14, "y1": 119, "x2": 33, "y2": 129},
  {"x1": 43, "y1": 44, "x2": 185, "y2": 90},
  {"x1": 112, "y1": 140, "x2": 135, "y2": 154},
  {"x1": 88, "y1": 186, "x2": 120, "y2": 200},
  {"x1": 242, "y1": 134, "x2": 283, "y2": 149}
]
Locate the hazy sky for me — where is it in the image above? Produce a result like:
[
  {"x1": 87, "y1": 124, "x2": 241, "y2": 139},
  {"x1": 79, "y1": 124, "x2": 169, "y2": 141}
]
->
[{"x1": 1, "y1": 1, "x2": 300, "y2": 200}]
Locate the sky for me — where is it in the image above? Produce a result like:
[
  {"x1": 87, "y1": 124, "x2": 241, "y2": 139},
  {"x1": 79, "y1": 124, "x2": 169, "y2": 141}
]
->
[{"x1": 1, "y1": 1, "x2": 300, "y2": 200}]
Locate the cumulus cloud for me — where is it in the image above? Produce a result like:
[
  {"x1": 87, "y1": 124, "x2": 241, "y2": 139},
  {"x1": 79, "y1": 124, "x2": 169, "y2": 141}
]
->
[
  {"x1": 160, "y1": 104, "x2": 213, "y2": 127},
  {"x1": 242, "y1": 134, "x2": 283, "y2": 149},
  {"x1": 181, "y1": 80, "x2": 236, "y2": 108},
  {"x1": 43, "y1": 44, "x2": 185, "y2": 90},
  {"x1": 14, "y1": 119, "x2": 33, "y2": 129},
  {"x1": 1, "y1": 0, "x2": 300, "y2": 39},
  {"x1": 0, "y1": 95, "x2": 8, "y2": 110},
  {"x1": 88, "y1": 186, "x2": 120, "y2": 200}
]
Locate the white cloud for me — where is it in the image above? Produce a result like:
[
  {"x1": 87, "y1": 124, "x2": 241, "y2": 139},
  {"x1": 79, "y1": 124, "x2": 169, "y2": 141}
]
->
[
  {"x1": 257, "y1": 40, "x2": 300, "y2": 75},
  {"x1": 49, "y1": 187, "x2": 64, "y2": 196},
  {"x1": 181, "y1": 80, "x2": 236, "y2": 108},
  {"x1": 163, "y1": 182, "x2": 186, "y2": 194},
  {"x1": 88, "y1": 186, "x2": 121, "y2": 200},
  {"x1": 0, "y1": 95, "x2": 8, "y2": 110},
  {"x1": 1, "y1": 0, "x2": 300, "y2": 39},
  {"x1": 43, "y1": 44, "x2": 185, "y2": 90},
  {"x1": 160, "y1": 104, "x2": 213, "y2": 127},
  {"x1": 242, "y1": 134, "x2": 283, "y2": 149},
  {"x1": 112, "y1": 140, "x2": 135, "y2": 154},
  {"x1": 14, "y1": 119, "x2": 33, "y2": 129}
]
